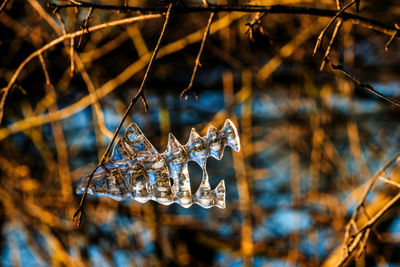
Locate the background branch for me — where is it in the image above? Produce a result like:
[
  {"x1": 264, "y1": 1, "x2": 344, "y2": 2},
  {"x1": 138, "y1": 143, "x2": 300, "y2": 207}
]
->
[{"x1": 330, "y1": 62, "x2": 400, "y2": 107}]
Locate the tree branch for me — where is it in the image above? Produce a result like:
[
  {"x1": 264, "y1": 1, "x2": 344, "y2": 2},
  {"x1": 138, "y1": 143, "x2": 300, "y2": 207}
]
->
[
  {"x1": 47, "y1": 1, "x2": 399, "y2": 38},
  {"x1": 313, "y1": 0, "x2": 355, "y2": 56},
  {"x1": 72, "y1": 3, "x2": 174, "y2": 227},
  {"x1": 180, "y1": 12, "x2": 215, "y2": 100},
  {"x1": 330, "y1": 62, "x2": 400, "y2": 108},
  {"x1": 0, "y1": 0, "x2": 10, "y2": 14}
]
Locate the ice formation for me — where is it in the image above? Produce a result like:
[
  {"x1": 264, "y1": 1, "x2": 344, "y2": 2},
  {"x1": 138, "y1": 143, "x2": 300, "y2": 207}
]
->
[{"x1": 76, "y1": 119, "x2": 240, "y2": 208}]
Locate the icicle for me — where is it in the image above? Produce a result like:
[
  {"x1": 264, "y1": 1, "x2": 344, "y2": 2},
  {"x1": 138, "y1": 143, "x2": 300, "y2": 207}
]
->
[{"x1": 76, "y1": 119, "x2": 240, "y2": 209}]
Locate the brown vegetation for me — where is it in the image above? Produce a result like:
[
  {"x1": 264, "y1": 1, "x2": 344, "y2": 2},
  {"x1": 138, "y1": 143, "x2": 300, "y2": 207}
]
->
[{"x1": 1, "y1": 0, "x2": 400, "y2": 266}]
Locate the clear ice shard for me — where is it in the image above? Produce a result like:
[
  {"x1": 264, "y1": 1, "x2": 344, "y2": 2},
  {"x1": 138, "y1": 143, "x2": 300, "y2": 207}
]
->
[{"x1": 76, "y1": 119, "x2": 240, "y2": 208}]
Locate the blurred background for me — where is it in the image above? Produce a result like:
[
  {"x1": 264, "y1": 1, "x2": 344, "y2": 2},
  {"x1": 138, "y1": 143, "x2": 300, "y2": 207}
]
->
[{"x1": 1, "y1": 0, "x2": 400, "y2": 266}]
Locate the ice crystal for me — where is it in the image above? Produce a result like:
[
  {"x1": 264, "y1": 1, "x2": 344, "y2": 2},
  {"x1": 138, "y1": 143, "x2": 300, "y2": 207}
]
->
[{"x1": 76, "y1": 119, "x2": 240, "y2": 208}]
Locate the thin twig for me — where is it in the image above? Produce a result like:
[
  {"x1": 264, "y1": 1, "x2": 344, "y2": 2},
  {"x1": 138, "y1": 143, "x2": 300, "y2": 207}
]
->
[
  {"x1": 245, "y1": 11, "x2": 268, "y2": 42},
  {"x1": 320, "y1": 0, "x2": 342, "y2": 70},
  {"x1": 320, "y1": 20, "x2": 342, "y2": 71},
  {"x1": 74, "y1": 54, "x2": 113, "y2": 139},
  {"x1": 28, "y1": 0, "x2": 63, "y2": 36},
  {"x1": 70, "y1": 38, "x2": 75, "y2": 77},
  {"x1": 54, "y1": 12, "x2": 75, "y2": 76},
  {"x1": 0, "y1": 0, "x2": 10, "y2": 14},
  {"x1": 355, "y1": 0, "x2": 360, "y2": 13},
  {"x1": 330, "y1": 62, "x2": 400, "y2": 108},
  {"x1": 313, "y1": 0, "x2": 355, "y2": 56},
  {"x1": 72, "y1": 3, "x2": 174, "y2": 227},
  {"x1": 47, "y1": 1, "x2": 400, "y2": 38},
  {"x1": 180, "y1": 12, "x2": 215, "y2": 100},
  {"x1": 385, "y1": 23, "x2": 399, "y2": 51},
  {"x1": 336, "y1": 152, "x2": 400, "y2": 266},
  {"x1": 335, "y1": 0, "x2": 342, "y2": 9},
  {"x1": 353, "y1": 191, "x2": 400, "y2": 237},
  {"x1": 77, "y1": 7, "x2": 93, "y2": 48},
  {"x1": 55, "y1": 12, "x2": 67, "y2": 35},
  {"x1": 38, "y1": 54, "x2": 51, "y2": 87},
  {"x1": 379, "y1": 176, "x2": 400, "y2": 189}
]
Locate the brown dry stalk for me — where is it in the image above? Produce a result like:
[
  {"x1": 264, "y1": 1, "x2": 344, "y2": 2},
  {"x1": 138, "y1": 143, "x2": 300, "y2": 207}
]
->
[
  {"x1": 332, "y1": 153, "x2": 400, "y2": 266},
  {"x1": 320, "y1": 20, "x2": 342, "y2": 71},
  {"x1": 330, "y1": 62, "x2": 400, "y2": 107},
  {"x1": 313, "y1": 0, "x2": 355, "y2": 56},
  {"x1": 0, "y1": 0, "x2": 10, "y2": 14}
]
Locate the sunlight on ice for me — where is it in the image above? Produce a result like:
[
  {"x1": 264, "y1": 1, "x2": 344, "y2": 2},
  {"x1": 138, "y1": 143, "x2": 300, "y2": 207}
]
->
[{"x1": 76, "y1": 119, "x2": 240, "y2": 208}]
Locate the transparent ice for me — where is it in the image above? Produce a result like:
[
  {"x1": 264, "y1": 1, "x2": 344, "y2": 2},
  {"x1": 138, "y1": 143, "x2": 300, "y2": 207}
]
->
[{"x1": 76, "y1": 119, "x2": 240, "y2": 208}]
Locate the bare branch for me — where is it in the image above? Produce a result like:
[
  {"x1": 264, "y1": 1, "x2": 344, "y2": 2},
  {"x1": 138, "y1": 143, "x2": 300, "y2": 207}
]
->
[
  {"x1": 77, "y1": 7, "x2": 93, "y2": 48},
  {"x1": 336, "y1": 153, "x2": 400, "y2": 266},
  {"x1": 38, "y1": 54, "x2": 51, "y2": 87},
  {"x1": 73, "y1": 3, "x2": 174, "y2": 227},
  {"x1": 47, "y1": 1, "x2": 400, "y2": 38},
  {"x1": 385, "y1": 23, "x2": 399, "y2": 51},
  {"x1": 74, "y1": 54, "x2": 113, "y2": 139},
  {"x1": 180, "y1": 12, "x2": 215, "y2": 100},
  {"x1": 0, "y1": 0, "x2": 10, "y2": 14},
  {"x1": 313, "y1": 0, "x2": 355, "y2": 56},
  {"x1": 320, "y1": 20, "x2": 342, "y2": 71},
  {"x1": 245, "y1": 11, "x2": 268, "y2": 42}
]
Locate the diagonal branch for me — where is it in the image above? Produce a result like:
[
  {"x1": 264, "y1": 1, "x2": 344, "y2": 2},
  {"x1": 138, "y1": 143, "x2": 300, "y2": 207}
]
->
[
  {"x1": 385, "y1": 23, "x2": 400, "y2": 51},
  {"x1": 0, "y1": 13, "x2": 244, "y2": 140},
  {"x1": 320, "y1": 20, "x2": 342, "y2": 70},
  {"x1": 319, "y1": 0, "x2": 342, "y2": 70},
  {"x1": 77, "y1": 7, "x2": 93, "y2": 48},
  {"x1": 0, "y1": 0, "x2": 10, "y2": 14},
  {"x1": 330, "y1": 62, "x2": 400, "y2": 108},
  {"x1": 72, "y1": 3, "x2": 174, "y2": 227},
  {"x1": 335, "y1": 152, "x2": 400, "y2": 266},
  {"x1": 180, "y1": 12, "x2": 215, "y2": 100},
  {"x1": 313, "y1": 0, "x2": 355, "y2": 56}
]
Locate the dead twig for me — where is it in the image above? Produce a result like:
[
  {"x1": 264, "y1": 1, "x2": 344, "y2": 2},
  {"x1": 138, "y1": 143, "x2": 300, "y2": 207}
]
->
[
  {"x1": 47, "y1": 1, "x2": 400, "y2": 39},
  {"x1": 352, "y1": 192, "x2": 400, "y2": 239},
  {"x1": 0, "y1": 0, "x2": 10, "y2": 14},
  {"x1": 313, "y1": 0, "x2": 355, "y2": 56},
  {"x1": 245, "y1": 11, "x2": 268, "y2": 42},
  {"x1": 0, "y1": 13, "x2": 243, "y2": 140},
  {"x1": 38, "y1": 54, "x2": 52, "y2": 88},
  {"x1": 355, "y1": 0, "x2": 360, "y2": 13},
  {"x1": 77, "y1": 7, "x2": 93, "y2": 48},
  {"x1": 320, "y1": 0, "x2": 342, "y2": 70},
  {"x1": 336, "y1": 153, "x2": 400, "y2": 266},
  {"x1": 73, "y1": 3, "x2": 173, "y2": 227},
  {"x1": 320, "y1": 20, "x2": 342, "y2": 70},
  {"x1": 330, "y1": 62, "x2": 400, "y2": 108},
  {"x1": 385, "y1": 23, "x2": 399, "y2": 51},
  {"x1": 74, "y1": 54, "x2": 114, "y2": 139},
  {"x1": 180, "y1": 12, "x2": 215, "y2": 100}
]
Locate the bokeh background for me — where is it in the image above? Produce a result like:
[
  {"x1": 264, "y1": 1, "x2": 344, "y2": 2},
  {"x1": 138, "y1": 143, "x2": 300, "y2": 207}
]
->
[{"x1": 1, "y1": 0, "x2": 400, "y2": 266}]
